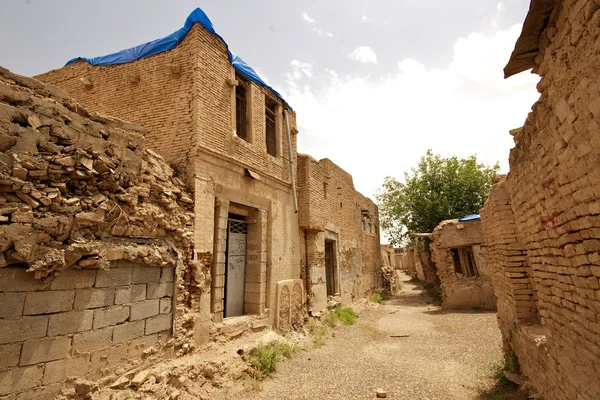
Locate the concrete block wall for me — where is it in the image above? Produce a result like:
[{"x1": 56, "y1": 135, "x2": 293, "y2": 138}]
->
[
  {"x1": 481, "y1": 1, "x2": 600, "y2": 398},
  {"x1": 430, "y1": 219, "x2": 496, "y2": 310},
  {"x1": 0, "y1": 265, "x2": 174, "y2": 398}
]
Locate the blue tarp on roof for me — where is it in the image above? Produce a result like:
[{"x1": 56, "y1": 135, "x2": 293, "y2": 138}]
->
[
  {"x1": 458, "y1": 214, "x2": 481, "y2": 222},
  {"x1": 66, "y1": 8, "x2": 289, "y2": 106}
]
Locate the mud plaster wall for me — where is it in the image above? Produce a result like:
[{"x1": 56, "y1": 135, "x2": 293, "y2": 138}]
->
[
  {"x1": 297, "y1": 155, "x2": 381, "y2": 312},
  {"x1": 0, "y1": 67, "x2": 195, "y2": 398},
  {"x1": 36, "y1": 24, "x2": 301, "y2": 337},
  {"x1": 481, "y1": 1, "x2": 600, "y2": 398},
  {"x1": 430, "y1": 219, "x2": 495, "y2": 310}
]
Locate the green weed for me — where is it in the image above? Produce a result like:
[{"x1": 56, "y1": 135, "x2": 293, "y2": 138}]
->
[
  {"x1": 371, "y1": 292, "x2": 384, "y2": 303},
  {"x1": 249, "y1": 341, "x2": 300, "y2": 380},
  {"x1": 334, "y1": 306, "x2": 358, "y2": 325}
]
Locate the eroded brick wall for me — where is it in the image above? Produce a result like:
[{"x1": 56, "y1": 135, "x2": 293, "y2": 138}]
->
[
  {"x1": 0, "y1": 67, "x2": 194, "y2": 398},
  {"x1": 481, "y1": 1, "x2": 600, "y2": 398},
  {"x1": 298, "y1": 155, "x2": 381, "y2": 312},
  {"x1": 430, "y1": 219, "x2": 496, "y2": 310}
]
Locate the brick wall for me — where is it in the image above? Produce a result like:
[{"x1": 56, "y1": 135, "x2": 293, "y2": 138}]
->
[
  {"x1": 0, "y1": 265, "x2": 174, "y2": 398},
  {"x1": 298, "y1": 155, "x2": 381, "y2": 312},
  {"x1": 481, "y1": 1, "x2": 600, "y2": 398},
  {"x1": 430, "y1": 219, "x2": 496, "y2": 310}
]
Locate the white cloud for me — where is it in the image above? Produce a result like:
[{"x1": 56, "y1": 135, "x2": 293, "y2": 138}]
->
[
  {"x1": 301, "y1": 12, "x2": 316, "y2": 24},
  {"x1": 349, "y1": 46, "x2": 378, "y2": 64},
  {"x1": 312, "y1": 27, "x2": 334, "y2": 37},
  {"x1": 497, "y1": 2, "x2": 506, "y2": 11},
  {"x1": 361, "y1": 15, "x2": 370, "y2": 23},
  {"x1": 277, "y1": 25, "x2": 540, "y2": 202}
]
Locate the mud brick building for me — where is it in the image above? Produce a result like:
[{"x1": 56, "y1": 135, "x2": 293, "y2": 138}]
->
[
  {"x1": 37, "y1": 8, "x2": 381, "y2": 342},
  {"x1": 297, "y1": 155, "x2": 381, "y2": 313},
  {"x1": 430, "y1": 217, "x2": 496, "y2": 310},
  {"x1": 480, "y1": 0, "x2": 600, "y2": 398},
  {"x1": 0, "y1": 66, "x2": 194, "y2": 398}
]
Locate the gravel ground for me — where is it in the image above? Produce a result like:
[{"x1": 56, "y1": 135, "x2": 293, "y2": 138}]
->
[{"x1": 239, "y1": 273, "x2": 503, "y2": 400}]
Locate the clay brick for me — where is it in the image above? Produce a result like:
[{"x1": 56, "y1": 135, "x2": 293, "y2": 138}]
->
[
  {"x1": 93, "y1": 305, "x2": 130, "y2": 329},
  {"x1": 42, "y1": 355, "x2": 90, "y2": 385},
  {"x1": 74, "y1": 288, "x2": 115, "y2": 309},
  {"x1": 95, "y1": 267, "x2": 132, "y2": 288},
  {"x1": 146, "y1": 282, "x2": 173, "y2": 299},
  {"x1": 114, "y1": 284, "x2": 146, "y2": 304},
  {"x1": 0, "y1": 268, "x2": 50, "y2": 292},
  {"x1": 0, "y1": 292, "x2": 25, "y2": 317},
  {"x1": 0, "y1": 316, "x2": 48, "y2": 344},
  {"x1": 0, "y1": 365, "x2": 43, "y2": 396},
  {"x1": 113, "y1": 320, "x2": 145, "y2": 344},
  {"x1": 131, "y1": 266, "x2": 161, "y2": 284},
  {"x1": 49, "y1": 270, "x2": 97, "y2": 290},
  {"x1": 23, "y1": 290, "x2": 75, "y2": 315},
  {"x1": 145, "y1": 313, "x2": 172, "y2": 335},
  {"x1": 72, "y1": 327, "x2": 113, "y2": 352},
  {"x1": 48, "y1": 310, "x2": 93, "y2": 336},
  {"x1": 0, "y1": 343, "x2": 21, "y2": 371},
  {"x1": 160, "y1": 267, "x2": 175, "y2": 283},
  {"x1": 130, "y1": 299, "x2": 159, "y2": 321},
  {"x1": 19, "y1": 336, "x2": 71, "y2": 366},
  {"x1": 159, "y1": 297, "x2": 172, "y2": 314}
]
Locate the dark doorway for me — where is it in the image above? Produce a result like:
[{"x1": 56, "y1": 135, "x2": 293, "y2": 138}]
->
[{"x1": 325, "y1": 240, "x2": 338, "y2": 296}]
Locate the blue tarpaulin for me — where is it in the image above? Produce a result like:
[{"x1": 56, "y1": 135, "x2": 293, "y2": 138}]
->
[
  {"x1": 66, "y1": 8, "x2": 289, "y2": 106},
  {"x1": 457, "y1": 214, "x2": 480, "y2": 222}
]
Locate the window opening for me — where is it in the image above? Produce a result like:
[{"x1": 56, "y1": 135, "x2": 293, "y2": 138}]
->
[
  {"x1": 265, "y1": 98, "x2": 277, "y2": 156},
  {"x1": 235, "y1": 77, "x2": 249, "y2": 141}
]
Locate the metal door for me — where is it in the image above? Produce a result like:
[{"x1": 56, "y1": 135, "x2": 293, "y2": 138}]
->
[{"x1": 225, "y1": 220, "x2": 247, "y2": 317}]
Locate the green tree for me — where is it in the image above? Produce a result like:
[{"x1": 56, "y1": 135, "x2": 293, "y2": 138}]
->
[{"x1": 376, "y1": 150, "x2": 499, "y2": 245}]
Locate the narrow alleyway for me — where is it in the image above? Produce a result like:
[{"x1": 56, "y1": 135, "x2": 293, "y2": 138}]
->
[{"x1": 242, "y1": 273, "x2": 503, "y2": 400}]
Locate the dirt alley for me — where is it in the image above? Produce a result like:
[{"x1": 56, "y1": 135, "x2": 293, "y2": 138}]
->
[{"x1": 228, "y1": 272, "x2": 503, "y2": 400}]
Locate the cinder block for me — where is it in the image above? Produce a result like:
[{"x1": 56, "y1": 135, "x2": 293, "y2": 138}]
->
[
  {"x1": 145, "y1": 313, "x2": 172, "y2": 335},
  {"x1": 48, "y1": 310, "x2": 93, "y2": 336},
  {"x1": 130, "y1": 299, "x2": 159, "y2": 321},
  {"x1": 0, "y1": 365, "x2": 44, "y2": 396},
  {"x1": 160, "y1": 267, "x2": 175, "y2": 283},
  {"x1": 89, "y1": 343, "x2": 127, "y2": 379},
  {"x1": 93, "y1": 305, "x2": 130, "y2": 329},
  {"x1": 0, "y1": 268, "x2": 50, "y2": 292},
  {"x1": 42, "y1": 355, "x2": 90, "y2": 385},
  {"x1": 95, "y1": 267, "x2": 132, "y2": 288},
  {"x1": 115, "y1": 284, "x2": 146, "y2": 304},
  {"x1": 159, "y1": 297, "x2": 172, "y2": 314},
  {"x1": 23, "y1": 291, "x2": 75, "y2": 315},
  {"x1": 0, "y1": 292, "x2": 25, "y2": 317},
  {"x1": 74, "y1": 288, "x2": 115, "y2": 309},
  {"x1": 72, "y1": 327, "x2": 113, "y2": 352},
  {"x1": 147, "y1": 282, "x2": 173, "y2": 299},
  {"x1": 0, "y1": 316, "x2": 48, "y2": 344},
  {"x1": 50, "y1": 270, "x2": 97, "y2": 290},
  {"x1": 113, "y1": 320, "x2": 145, "y2": 344},
  {"x1": 0, "y1": 343, "x2": 21, "y2": 371},
  {"x1": 20, "y1": 336, "x2": 71, "y2": 366},
  {"x1": 131, "y1": 266, "x2": 161, "y2": 284}
]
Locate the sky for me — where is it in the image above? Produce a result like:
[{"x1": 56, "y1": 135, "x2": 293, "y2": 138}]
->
[{"x1": 0, "y1": 0, "x2": 540, "y2": 202}]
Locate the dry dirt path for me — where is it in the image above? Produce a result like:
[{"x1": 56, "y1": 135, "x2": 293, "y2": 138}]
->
[{"x1": 239, "y1": 272, "x2": 503, "y2": 400}]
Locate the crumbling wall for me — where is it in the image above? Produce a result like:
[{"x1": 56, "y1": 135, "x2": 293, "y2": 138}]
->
[
  {"x1": 0, "y1": 67, "x2": 196, "y2": 398},
  {"x1": 430, "y1": 219, "x2": 496, "y2": 310},
  {"x1": 297, "y1": 155, "x2": 381, "y2": 312},
  {"x1": 481, "y1": 1, "x2": 600, "y2": 398}
]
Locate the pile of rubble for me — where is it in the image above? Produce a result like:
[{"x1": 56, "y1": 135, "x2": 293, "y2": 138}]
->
[{"x1": 0, "y1": 66, "x2": 195, "y2": 278}]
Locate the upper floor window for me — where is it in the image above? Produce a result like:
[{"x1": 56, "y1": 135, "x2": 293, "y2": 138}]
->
[
  {"x1": 265, "y1": 98, "x2": 278, "y2": 156},
  {"x1": 235, "y1": 76, "x2": 249, "y2": 141}
]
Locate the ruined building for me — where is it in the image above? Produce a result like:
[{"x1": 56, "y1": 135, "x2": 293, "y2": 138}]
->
[
  {"x1": 430, "y1": 216, "x2": 496, "y2": 310},
  {"x1": 0, "y1": 66, "x2": 194, "y2": 398},
  {"x1": 480, "y1": 0, "x2": 600, "y2": 398},
  {"x1": 297, "y1": 155, "x2": 381, "y2": 312}
]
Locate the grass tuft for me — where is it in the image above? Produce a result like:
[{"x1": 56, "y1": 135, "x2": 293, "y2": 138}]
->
[
  {"x1": 335, "y1": 306, "x2": 358, "y2": 325},
  {"x1": 249, "y1": 341, "x2": 300, "y2": 380},
  {"x1": 371, "y1": 292, "x2": 384, "y2": 303}
]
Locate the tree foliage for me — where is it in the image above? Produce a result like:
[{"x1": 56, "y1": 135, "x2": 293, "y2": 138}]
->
[{"x1": 376, "y1": 150, "x2": 499, "y2": 245}]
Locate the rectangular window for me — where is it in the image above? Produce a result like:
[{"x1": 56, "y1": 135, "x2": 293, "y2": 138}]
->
[
  {"x1": 235, "y1": 77, "x2": 249, "y2": 141},
  {"x1": 323, "y1": 182, "x2": 328, "y2": 199},
  {"x1": 265, "y1": 98, "x2": 277, "y2": 156},
  {"x1": 450, "y1": 247, "x2": 479, "y2": 278}
]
